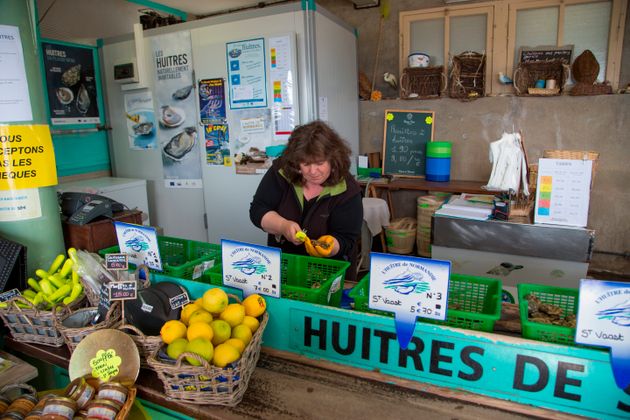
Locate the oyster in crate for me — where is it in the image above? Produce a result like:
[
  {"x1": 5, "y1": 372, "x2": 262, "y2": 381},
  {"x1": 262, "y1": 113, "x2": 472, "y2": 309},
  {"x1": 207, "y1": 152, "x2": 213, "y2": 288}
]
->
[
  {"x1": 163, "y1": 127, "x2": 197, "y2": 161},
  {"x1": 76, "y1": 84, "x2": 90, "y2": 114},
  {"x1": 61, "y1": 64, "x2": 81, "y2": 86},
  {"x1": 159, "y1": 105, "x2": 185, "y2": 128},
  {"x1": 172, "y1": 85, "x2": 193, "y2": 100}
]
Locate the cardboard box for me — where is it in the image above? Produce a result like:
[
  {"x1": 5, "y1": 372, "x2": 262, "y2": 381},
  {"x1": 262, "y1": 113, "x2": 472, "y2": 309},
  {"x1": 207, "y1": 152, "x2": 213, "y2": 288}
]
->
[{"x1": 62, "y1": 210, "x2": 143, "y2": 252}]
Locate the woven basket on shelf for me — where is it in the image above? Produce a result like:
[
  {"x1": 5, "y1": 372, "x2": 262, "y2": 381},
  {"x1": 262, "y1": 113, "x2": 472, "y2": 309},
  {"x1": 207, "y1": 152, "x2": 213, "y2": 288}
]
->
[
  {"x1": 146, "y1": 312, "x2": 268, "y2": 406},
  {"x1": 543, "y1": 149, "x2": 599, "y2": 187},
  {"x1": 55, "y1": 302, "x2": 122, "y2": 352},
  {"x1": 118, "y1": 324, "x2": 163, "y2": 369},
  {"x1": 0, "y1": 295, "x2": 86, "y2": 347},
  {"x1": 400, "y1": 66, "x2": 446, "y2": 99},
  {"x1": 513, "y1": 60, "x2": 569, "y2": 96},
  {"x1": 449, "y1": 51, "x2": 485, "y2": 101},
  {"x1": 510, "y1": 163, "x2": 538, "y2": 218}
]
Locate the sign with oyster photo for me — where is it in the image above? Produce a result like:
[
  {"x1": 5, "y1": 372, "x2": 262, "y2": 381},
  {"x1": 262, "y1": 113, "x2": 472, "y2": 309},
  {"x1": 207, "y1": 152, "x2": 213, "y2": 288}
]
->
[
  {"x1": 42, "y1": 42, "x2": 100, "y2": 125},
  {"x1": 124, "y1": 91, "x2": 157, "y2": 150},
  {"x1": 151, "y1": 31, "x2": 202, "y2": 189}
]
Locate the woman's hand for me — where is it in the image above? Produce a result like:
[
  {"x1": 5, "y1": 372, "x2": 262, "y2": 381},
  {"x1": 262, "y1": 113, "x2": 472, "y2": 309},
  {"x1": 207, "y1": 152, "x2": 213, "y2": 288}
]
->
[
  {"x1": 282, "y1": 220, "x2": 304, "y2": 245},
  {"x1": 261, "y1": 211, "x2": 304, "y2": 245}
]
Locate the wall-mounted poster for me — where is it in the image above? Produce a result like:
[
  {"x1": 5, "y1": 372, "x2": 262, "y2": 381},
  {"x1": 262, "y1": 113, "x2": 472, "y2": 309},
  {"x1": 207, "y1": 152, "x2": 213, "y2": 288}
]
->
[
  {"x1": 42, "y1": 41, "x2": 100, "y2": 125},
  {"x1": 205, "y1": 123, "x2": 230, "y2": 166},
  {"x1": 0, "y1": 25, "x2": 32, "y2": 122},
  {"x1": 152, "y1": 30, "x2": 202, "y2": 189},
  {"x1": 199, "y1": 78, "x2": 226, "y2": 124},
  {"x1": 268, "y1": 35, "x2": 296, "y2": 142},
  {"x1": 124, "y1": 91, "x2": 157, "y2": 150},
  {"x1": 226, "y1": 38, "x2": 267, "y2": 109}
]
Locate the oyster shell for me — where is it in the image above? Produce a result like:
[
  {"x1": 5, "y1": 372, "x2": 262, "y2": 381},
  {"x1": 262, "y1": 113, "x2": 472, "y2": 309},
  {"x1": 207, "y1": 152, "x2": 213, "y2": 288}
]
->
[
  {"x1": 76, "y1": 84, "x2": 90, "y2": 114},
  {"x1": 159, "y1": 105, "x2": 185, "y2": 128},
  {"x1": 56, "y1": 87, "x2": 74, "y2": 105},
  {"x1": 172, "y1": 85, "x2": 193, "y2": 100},
  {"x1": 61, "y1": 64, "x2": 81, "y2": 86},
  {"x1": 163, "y1": 127, "x2": 197, "y2": 161},
  {"x1": 132, "y1": 122, "x2": 153, "y2": 136}
]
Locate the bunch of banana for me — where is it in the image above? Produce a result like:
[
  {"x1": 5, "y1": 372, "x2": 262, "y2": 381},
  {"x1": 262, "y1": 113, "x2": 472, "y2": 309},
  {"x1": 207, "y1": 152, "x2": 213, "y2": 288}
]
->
[{"x1": 0, "y1": 248, "x2": 84, "y2": 309}]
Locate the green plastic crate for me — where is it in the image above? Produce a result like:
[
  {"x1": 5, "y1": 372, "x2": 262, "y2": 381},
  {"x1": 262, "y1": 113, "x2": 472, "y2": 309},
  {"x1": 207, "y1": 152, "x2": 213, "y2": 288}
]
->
[
  {"x1": 349, "y1": 273, "x2": 502, "y2": 332},
  {"x1": 518, "y1": 283, "x2": 578, "y2": 345},
  {"x1": 204, "y1": 253, "x2": 350, "y2": 307},
  {"x1": 99, "y1": 236, "x2": 220, "y2": 280}
]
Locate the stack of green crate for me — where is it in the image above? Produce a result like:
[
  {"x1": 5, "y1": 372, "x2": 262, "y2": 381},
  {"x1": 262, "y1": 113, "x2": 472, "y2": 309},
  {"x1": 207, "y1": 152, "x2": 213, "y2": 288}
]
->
[
  {"x1": 204, "y1": 253, "x2": 349, "y2": 307},
  {"x1": 349, "y1": 273, "x2": 502, "y2": 332},
  {"x1": 99, "y1": 236, "x2": 220, "y2": 280}
]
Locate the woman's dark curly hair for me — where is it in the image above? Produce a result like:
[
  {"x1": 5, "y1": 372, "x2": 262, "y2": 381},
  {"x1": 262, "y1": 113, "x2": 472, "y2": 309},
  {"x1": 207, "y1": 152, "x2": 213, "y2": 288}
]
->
[{"x1": 279, "y1": 120, "x2": 352, "y2": 186}]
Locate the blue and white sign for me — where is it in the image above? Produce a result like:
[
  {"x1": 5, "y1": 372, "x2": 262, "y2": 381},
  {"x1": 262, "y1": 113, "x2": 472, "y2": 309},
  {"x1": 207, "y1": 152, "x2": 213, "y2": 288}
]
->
[
  {"x1": 226, "y1": 38, "x2": 267, "y2": 109},
  {"x1": 221, "y1": 239, "x2": 280, "y2": 298},
  {"x1": 114, "y1": 222, "x2": 161, "y2": 271},
  {"x1": 576, "y1": 279, "x2": 630, "y2": 389},
  {"x1": 369, "y1": 252, "x2": 450, "y2": 349}
]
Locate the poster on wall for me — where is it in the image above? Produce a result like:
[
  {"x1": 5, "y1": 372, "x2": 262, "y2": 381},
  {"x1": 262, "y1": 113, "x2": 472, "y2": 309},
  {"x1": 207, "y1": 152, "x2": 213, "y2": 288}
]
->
[
  {"x1": 268, "y1": 35, "x2": 296, "y2": 142},
  {"x1": 231, "y1": 108, "x2": 272, "y2": 174},
  {"x1": 124, "y1": 91, "x2": 157, "y2": 150},
  {"x1": 226, "y1": 38, "x2": 267, "y2": 109},
  {"x1": 0, "y1": 25, "x2": 32, "y2": 122},
  {"x1": 199, "y1": 78, "x2": 226, "y2": 124},
  {"x1": 205, "y1": 124, "x2": 230, "y2": 166},
  {"x1": 42, "y1": 42, "x2": 100, "y2": 125},
  {"x1": 152, "y1": 30, "x2": 202, "y2": 189}
]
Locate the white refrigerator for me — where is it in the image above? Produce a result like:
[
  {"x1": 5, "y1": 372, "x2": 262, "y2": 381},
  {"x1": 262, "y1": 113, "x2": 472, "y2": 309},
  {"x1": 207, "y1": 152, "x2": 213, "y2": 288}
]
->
[{"x1": 101, "y1": 3, "x2": 359, "y2": 243}]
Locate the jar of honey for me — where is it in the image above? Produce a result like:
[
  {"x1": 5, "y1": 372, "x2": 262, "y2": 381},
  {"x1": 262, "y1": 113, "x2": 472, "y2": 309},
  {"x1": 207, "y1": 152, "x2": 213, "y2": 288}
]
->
[
  {"x1": 65, "y1": 377, "x2": 95, "y2": 410},
  {"x1": 96, "y1": 382, "x2": 128, "y2": 406},
  {"x1": 0, "y1": 395, "x2": 11, "y2": 414},
  {"x1": 85, "y1": 399, "x2": 121, "y2": 420},
  {"x1": 41, "y1": 396, "x2": 77, "y2": 420},
  {"x1": 4, "y1": 394, "x2": 38, "y2": 419}
]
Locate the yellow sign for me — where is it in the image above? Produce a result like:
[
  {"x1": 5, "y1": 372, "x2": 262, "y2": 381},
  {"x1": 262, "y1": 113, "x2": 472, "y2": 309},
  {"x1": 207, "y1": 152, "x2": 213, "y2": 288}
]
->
[
  {"x1": 89, "y1": 349, "x2": 122, "y2": 382},
  {"x1": 0, "y1": 125, "x2": 57, "y2": 191}
]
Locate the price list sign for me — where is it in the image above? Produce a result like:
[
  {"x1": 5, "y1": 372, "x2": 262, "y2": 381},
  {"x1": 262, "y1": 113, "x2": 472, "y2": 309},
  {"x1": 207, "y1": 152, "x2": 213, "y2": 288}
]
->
[
  {"x1": 221, "y1": 239, "x2": 281, "y2": 298},
  {"x1": 369, "y1": 252, "x2": 450, "y2": 349},
  {"x1": 109, "y1": 281, "x2": 137, "y2": 301}
]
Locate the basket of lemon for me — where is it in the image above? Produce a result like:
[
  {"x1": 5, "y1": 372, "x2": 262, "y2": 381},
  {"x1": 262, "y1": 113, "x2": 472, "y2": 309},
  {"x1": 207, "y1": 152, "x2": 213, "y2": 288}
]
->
[{"x1": 146, "y1": 288, "x2": 268, "y2": 406}]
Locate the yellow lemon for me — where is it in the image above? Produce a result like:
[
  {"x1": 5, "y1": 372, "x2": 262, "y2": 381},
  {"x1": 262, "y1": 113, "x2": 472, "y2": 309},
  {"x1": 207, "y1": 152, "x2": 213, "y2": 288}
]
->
[
  {"x1": 187, "y1": 321, "x2": 214, "y2": 342},
  {"x1": 185, "y1": 338, "x2": 214, "y2": 366},
  {"x1": 195, "y1": 297, "x2": 203, "y2": 306},
  {"x1": 160, "y1": 320, "x2": 187, "y2": 344},
  {"x1": 166, "y1": 338, "x2": 188, "y2": 360},
  {"x1": 188, "y1": 309, "x2": 213, "y2": 325},
  {"x1": 231, "y1": 324, "x2": 253, "y2": 346},
  {"x1": 180, "y1": 303, "x2": 201, "y2": 325},
  {"x1": 241, "y1": 315, "x2": 260, "y2": 333},
  {"x1": 213, "y1": 343, "x2": 241, "y2": 368},
  {"x1": 224, "y1": 338, "x2": 245, "y2": 354},
  {"x1": 243, "y1": 294, "x2": 266, "y2": 317},
  {"x1": 219, "y1": 303, "x2": 245, "y2": 327},
  {"x1": 202, "y1": 288, "x2": 229, "y2": 314},
  {"x1": 210, "y1": 319, "x2": 231, "y2": 346}
]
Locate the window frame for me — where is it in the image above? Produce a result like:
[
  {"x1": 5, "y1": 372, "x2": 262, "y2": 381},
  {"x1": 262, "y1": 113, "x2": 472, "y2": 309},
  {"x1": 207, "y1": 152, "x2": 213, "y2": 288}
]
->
[{"x1": 399, "y1": 0, "x2": 627, "y2": 95}]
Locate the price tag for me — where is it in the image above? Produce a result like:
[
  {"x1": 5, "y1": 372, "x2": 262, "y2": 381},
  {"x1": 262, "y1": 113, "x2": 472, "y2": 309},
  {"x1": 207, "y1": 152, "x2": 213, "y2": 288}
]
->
[
  {"x1": 369, "y1": 252, "x2": 451, "y2": 350},
  {"x1": 0, "y1": 288, "x2": 21, "y2": 302},
  {"x1": 575, "y1": 279, "x2": 630, "y2": 390},
  {"x1": 105, "y1": 253, "x2": 128, "y2": 271},
  {"x1": 109, "y1": 281, "x2": 137, "y2": 301},
  {"x1": 169, "y1": 292, "x2": 189, "y2": 310},
  {"x1": 221, "y1": 239, "x2": 281, "y2": 298}
]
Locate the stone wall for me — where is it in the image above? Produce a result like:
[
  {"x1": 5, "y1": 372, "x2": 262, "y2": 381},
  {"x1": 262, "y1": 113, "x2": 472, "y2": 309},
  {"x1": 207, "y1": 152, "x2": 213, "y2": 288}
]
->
[{"x1": 319, "y1": 0, "x2": 630, "y2": 254}]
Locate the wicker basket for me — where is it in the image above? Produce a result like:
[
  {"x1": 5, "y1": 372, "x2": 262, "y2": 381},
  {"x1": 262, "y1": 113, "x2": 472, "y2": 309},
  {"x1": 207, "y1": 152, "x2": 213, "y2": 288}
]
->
[
  {"x1": 513, "y1": 60, "x2": 569, "y2": 96},
  {"x1": 147, "y1": 312, "x2": 268, "y2": 406},
  {"x1": 55, "y1": 302, "x2": 123, "y2": 353},
  {"x1": 449, "y1": 52, "x2": 485, "y2": 101},
  {"x1": 385, "y1": 217, "x2": 417, "y2": 254},
  {"x1": 509, "y1": 163, "x2": 538, "y2": 218},
  {"x1": 118, "y1": 324, "x2": 163, "y2": 369},
  {"x1": 0, "y1": 295, "x2": 86, "y2": 347},
  {"x1": 400, "y1": 66, "x2": 446, "y2": 99}
]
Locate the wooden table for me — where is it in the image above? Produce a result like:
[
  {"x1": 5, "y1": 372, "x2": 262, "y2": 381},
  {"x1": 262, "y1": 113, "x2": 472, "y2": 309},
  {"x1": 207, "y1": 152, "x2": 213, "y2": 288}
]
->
[{"x1": 358, "y1": 178, "x2": 487, "y2": 218}]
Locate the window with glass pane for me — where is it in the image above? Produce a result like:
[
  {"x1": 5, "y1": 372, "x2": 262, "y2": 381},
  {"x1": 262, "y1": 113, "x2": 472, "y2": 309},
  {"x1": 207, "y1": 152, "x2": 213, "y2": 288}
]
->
[
  {"x1": 410, "y1": 18, "x2": 445, "y2": 66},
  {"x1": 564, "y1": 1, "x2": 612, "y2": 82},
  {"x1": 514, "y1": 7, "x2": 559, "y2": 65},
  {"x1": 450, "y1": 14, "x2": 487, "y2": 56}
]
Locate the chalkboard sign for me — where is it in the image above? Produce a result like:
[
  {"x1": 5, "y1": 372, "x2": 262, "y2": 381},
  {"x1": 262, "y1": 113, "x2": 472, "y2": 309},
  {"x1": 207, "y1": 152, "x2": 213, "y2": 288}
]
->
[
  {"x1": 109, "y1": 281, "x2": 137, "y2": 301},
  {"x1": 169, "y1": 292, "x2": 189, "y2": 310},
  {"x1": 519, "y1": 45, "x2": 573, "y2": 64},
  {"x1": 105, "y1": 253, "x2": 128, "y2": 271},
  {"x1": 382, "y1": 109, "x2": 435, "y2": 177}
]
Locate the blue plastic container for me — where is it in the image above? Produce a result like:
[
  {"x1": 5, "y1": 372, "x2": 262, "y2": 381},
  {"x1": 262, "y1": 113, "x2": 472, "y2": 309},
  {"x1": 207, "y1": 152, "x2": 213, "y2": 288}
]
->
[{"x1": 426, "y1": 157, "x2": 451, "y2": 181}]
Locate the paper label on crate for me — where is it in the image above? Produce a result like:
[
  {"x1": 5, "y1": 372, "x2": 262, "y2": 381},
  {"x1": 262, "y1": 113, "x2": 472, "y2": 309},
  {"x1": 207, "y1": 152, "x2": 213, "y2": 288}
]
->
[
  {"x1": 221, "y1": 239, "x2": 281, "y2": 298},
  {"x1": 575, "y1": 279, "x2": 630, "y2": 390},
  {"x1": 192, "y1": 259, "x2": 215, "y2": 280},
  {"x1": 141, "y1": 303, "x2": 153, "y2": 312},
  {"x1": 90, "y1": 349, "x2": 121, "y2": 382},
  {"x1": 114, "y1": 222, "x2": 162, "y2": 271},
  {"x1": 369, "y1": 252, "x2": 450, "y2": 349},
  {"x1": 328, "y1": 276, "x2": 342, "y2": 304}
]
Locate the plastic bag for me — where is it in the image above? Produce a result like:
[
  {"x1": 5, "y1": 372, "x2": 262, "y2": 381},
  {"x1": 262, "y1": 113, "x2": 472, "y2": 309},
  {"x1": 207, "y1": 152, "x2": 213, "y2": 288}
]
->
[{"x1": 485, "y1": 132, "x2": 529, "y2": 195}]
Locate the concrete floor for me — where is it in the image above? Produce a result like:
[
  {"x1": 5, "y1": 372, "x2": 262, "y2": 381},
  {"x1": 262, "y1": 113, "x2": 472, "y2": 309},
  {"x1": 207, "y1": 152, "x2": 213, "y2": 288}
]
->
[{"x1": 204, "y1": 353, "x2": 560, "y2": 420}]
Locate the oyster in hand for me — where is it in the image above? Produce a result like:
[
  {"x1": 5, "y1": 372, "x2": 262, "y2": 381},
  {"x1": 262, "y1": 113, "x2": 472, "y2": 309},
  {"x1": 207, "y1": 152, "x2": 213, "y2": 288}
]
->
[{"x1": 163, "y1": 127, "x2": 197, "y2": 161}]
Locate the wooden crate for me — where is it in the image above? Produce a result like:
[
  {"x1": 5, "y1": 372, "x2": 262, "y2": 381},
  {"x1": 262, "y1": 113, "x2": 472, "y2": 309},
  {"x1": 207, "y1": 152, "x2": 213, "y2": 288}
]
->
[{"x1": 62, "y1": 210, "x2": 143, "y2": 252}]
